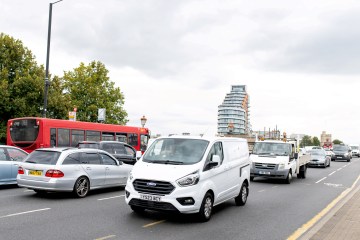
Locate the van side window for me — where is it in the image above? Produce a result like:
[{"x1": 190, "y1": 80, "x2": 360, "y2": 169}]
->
[{"x1": 203, "y1": 142, "x2": 224, "y2": 171}]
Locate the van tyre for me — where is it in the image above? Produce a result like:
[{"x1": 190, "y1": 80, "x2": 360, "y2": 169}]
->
[
  {"x1": 235, "y1": 182, "x2": 248, "y2": 206},
  {"x1": 131, "y1": 206, "x2": 145, "y2": 213},
  {"x1": 285, "y1": 171, "x2": 292, "y2": 184},
  {"x1": 73, "y1": 176, "x2": 89, "y2": 198},
  {"x1": 198, "y1": 192, "x2": 213, "y2": 222}
]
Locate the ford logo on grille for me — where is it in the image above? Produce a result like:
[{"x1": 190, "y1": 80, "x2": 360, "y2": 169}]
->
[{"x1": 147, "y1": 182, "x2": 157, "y2": 187}]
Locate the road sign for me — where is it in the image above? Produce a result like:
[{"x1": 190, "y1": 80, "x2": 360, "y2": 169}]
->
[
  {"x1": 98, "y1": 108, "x2": 106, "y2": 122},
  {"x1": 69, "y1": 111, "x2": 76, "y2": 121}
]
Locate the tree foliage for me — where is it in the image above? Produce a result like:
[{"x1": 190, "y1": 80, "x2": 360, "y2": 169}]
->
[
  {"x1": 312, "y1": 137, "x2": 320, "y2": 146},
  {"x1": 0, "y1": 33, "x2": 44, "y2": 142},
  {"x1": 63, "y1": 61, "x2": 128, "y2": 124},
  {"x1": 300, "y1": 135, "x2": 313, "y2": 147},
  {"x1": 333, "y1": 139, "x2": 343, "y2": 144},
  {"x1": 0, "y1": 34, "x2": 129, "y2": 143}
]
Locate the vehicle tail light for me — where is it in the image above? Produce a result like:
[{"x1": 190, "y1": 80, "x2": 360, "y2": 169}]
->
[
  {"x1": 18, "y1": 167, "x2": 24, "y2": 174},
  {"x1": 45, "y1": 169, "x2": 64, "y2": 178}
]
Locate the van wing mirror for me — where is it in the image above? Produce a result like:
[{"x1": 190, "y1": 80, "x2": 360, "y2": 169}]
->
[
  {"x1": 136, "y1": 151, "x2": 142, "y2": 160},
  {"x1": 208, "y1": 155, "x2": 220, "y2": 168},
  {"x1": 294, "y1": 152, "x2": 299, "y2": 159}
]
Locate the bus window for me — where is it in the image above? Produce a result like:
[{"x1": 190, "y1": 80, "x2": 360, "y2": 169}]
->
[
  {"x1": 86, "y1": 131, "x2": 100, "y2": 141},
  {"x1": 128, "y1": 134, "x2": 138, "y2": 147},
  {"x1": 71, "y1": 130, "x2": 84, "y2": 147},
  {"x1": 116, "y1": 133, "x2": 127, "y2": 143},
  {"x1": 102, "y1": 132, "x2": 115, "y2": 141},
  {"x1": 50, "y1": 128, "x2": 57, "y2": 147},
  {"x1": 140, "y1": 134, "x2": 149, "y2": 151},
  {"x1": 58, "y1": 129, "x2": 70, "y2": 147}
]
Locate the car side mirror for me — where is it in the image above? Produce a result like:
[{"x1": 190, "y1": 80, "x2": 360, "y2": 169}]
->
[
  {"x1": 117, "y1": 160, "x2": 123, "y2": 165},
  {"x1": 136, "y1": 151, "x2": 142, "y2": 160},
  {"x1": 294, "y1": 152, "x2": 299, "y2": 159}
]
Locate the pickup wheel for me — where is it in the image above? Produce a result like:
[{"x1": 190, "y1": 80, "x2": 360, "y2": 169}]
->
[
  {"x1": 235, "y1": 182, "x2": 248, "y2": 206},
  {"x1": 285, "y1": 171, "x2": 292, "y2": 184},
  {"x1": 250, "y1": 176, "x2": 254, "y2": 181}
]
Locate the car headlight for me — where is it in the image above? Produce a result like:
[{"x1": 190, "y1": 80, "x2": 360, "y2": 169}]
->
[
  {"x1": 177, "y1": 171, "x2": 200, "y2": 187},
  {"x1": 278, "y1": 163, "x2": 285, "y2": 170},
  {"x1": 344, "y1": 153, "x2": 349, "y2": 156}
]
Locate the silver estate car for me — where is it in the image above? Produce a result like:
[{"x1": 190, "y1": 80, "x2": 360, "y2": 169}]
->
[
  {"x1": 308, "y1": 149, "x2": 331, "y2": 168},
  {"x1": 0, "y1": 145, "x2": 28, "y2": 185},
  {"x1": 17, "y1": 148, "x2": 132, "y2": 197}
]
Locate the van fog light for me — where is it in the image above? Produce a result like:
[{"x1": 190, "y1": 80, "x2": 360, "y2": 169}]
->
[
  {"x1": 177, "y1": 197, "x2": 195, "y2": 206},
  {"x1": 125, "y1": 190, "x2": 130, "y2": 198}
]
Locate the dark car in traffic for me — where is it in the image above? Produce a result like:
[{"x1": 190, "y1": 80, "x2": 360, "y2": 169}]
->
[
  {"x1": 332, "y1": 144, "x2": 352, "y2": 162},
  {"x1": 77, "y1": 141, "x2": 140, "y2": 165}
]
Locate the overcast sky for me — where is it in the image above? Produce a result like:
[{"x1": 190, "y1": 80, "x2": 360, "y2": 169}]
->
[{"x1": 1, "y1": 0, "x2": 359, "y2": 144}]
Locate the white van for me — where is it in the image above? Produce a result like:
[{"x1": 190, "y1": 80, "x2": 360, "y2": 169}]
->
[{"x1": 125, "y1": 136, "x2": 250, "y2": 221}]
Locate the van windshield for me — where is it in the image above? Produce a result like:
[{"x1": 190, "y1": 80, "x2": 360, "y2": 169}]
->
[
  {"x1": 143, "y1": 138, "x2": 209, "y2": 165},
  {"x1": 253, "y1": 142, "x2": 291, "y2": 156}
]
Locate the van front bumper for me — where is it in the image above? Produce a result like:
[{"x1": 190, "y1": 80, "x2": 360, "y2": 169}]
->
[{"x1": 125, "y1": 181, "x2": 205, "y2": 214}]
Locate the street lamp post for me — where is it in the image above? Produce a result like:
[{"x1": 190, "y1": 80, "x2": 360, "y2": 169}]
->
[
  {"x1": 43, "y1": 0, "x2": 63, "y2": 118},
  {"x1": 140, "y1": 115, "x2": 147, "y2": 128}
]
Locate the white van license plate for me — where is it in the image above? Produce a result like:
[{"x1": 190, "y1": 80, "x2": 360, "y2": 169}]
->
[
  {"x1": 259, "y1": 171, "x2": 271, "y2": 175},
  {"x1": 140, "y1": 194, "x2": 161, "y2": 202}
]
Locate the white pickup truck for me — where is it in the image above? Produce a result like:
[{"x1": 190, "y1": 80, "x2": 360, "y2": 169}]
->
[{"x1": 250, "y1": 140, "x2": 311, "y2": 184}]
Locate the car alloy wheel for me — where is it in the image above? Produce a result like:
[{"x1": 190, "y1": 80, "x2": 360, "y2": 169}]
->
[
  {"x1": 235, "y1": 182, "x2": 248, "y2": 206},
  {"x1": 74, "y1": 177, "x2": 89, "y2": 198},
  {"x1": 198, "y1": 192, "x2": 213, "y2": 222}
]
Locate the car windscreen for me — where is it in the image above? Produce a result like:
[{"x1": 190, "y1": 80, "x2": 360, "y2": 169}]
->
[
  {"x1": 310, "y1": 150, "x2": 325, "y2": 156},
  {"x1": 333, "y1": 145, "x2": 348, "y2": 151},
  {"x1": 143, "y1": 138, "x2": 209, "y2": 165},
  {"x1": 24, "y1": 151, "x2": 61, "y2": 165},
  {"x1": 351, "y1": 146, "x2": 359, "y2": 150},
  {"x1": 78, "y1": 143, "x2": 100, "y2": 149}
]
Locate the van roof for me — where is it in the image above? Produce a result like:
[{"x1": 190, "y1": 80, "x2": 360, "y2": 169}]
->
[{"x1": 156, "y1": 135, "x2": 247, "y2": 142}]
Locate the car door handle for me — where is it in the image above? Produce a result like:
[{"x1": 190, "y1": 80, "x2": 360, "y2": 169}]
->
[
  {"x1": 105, "y1": 167, "x2": 110, "y2": 170},
  {"x1": 86, "y1": 167, "x2": 92, "y2": 170}
]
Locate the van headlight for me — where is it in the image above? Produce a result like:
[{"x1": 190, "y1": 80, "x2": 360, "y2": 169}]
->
[
  {"x1": 128, "y1": 171, "x2": 133, "y2": 182},
  {"x1": 177, "y1": 171, "x2": 200, "y2": 187},
  {"x1": 278, "y1": 163, "x2": 285, "y2": 170}
]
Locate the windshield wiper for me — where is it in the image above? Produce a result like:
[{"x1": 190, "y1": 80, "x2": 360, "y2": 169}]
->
[{"x1": 151, "y1": 160, "x2": 184, "y2": 165}]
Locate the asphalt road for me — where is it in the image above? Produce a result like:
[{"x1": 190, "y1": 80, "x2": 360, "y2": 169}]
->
[{"x1": 0, "y1": 158, "x2": 359, "y2": 240}]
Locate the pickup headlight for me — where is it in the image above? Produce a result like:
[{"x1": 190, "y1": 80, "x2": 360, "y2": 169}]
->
[
  {"x1": 177, "y1": 171, "x2": 200, "y2": 187},
  {"x1": 278, "y1": 163, "x2": 285, "y2": 170}
]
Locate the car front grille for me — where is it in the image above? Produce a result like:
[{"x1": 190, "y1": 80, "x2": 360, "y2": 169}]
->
[
  {"x1": 129, "y1": 199, "x2": 178, "y2": 212},
  {"x1": 133, "y1": 179, "x2": 175, "y2": 195},
  {"x1": 254, "y1": 163, "x2": 276, "y2": 169}
]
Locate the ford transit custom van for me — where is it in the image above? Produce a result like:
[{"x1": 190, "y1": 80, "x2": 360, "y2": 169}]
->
[{"x1": 125, "y1": 136, "x2": 250, "y2": 221}]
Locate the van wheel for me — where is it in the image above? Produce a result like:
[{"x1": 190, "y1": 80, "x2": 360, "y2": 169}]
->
[
  {"x1": 235, "y1": 182, "x2": 248, "y2": 206},
  {"x1": 198, "y1": 192, "x2": 213, "y2": 222},
  {"x1": 285, "y1": 171, "x2": 292, "y2": 184},
  {"x1": 131, "y1": 206, "x2": 145, "y2": 213},
  {"x1": 73, "y1": 177, "x2": 89, "y2": 198}
]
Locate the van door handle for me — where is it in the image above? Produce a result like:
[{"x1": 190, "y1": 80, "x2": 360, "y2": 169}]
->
[
  {"x1": 86, "y1": 167, "x2": 92, "y2": 170},
  {"x1": 105, "y1": 167, "x2": 110, "y2": 170}
]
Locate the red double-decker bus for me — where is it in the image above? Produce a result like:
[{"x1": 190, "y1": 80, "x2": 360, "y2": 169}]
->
[{"x1": 7, "y1": 117, "x2": 150, "y2": 153}]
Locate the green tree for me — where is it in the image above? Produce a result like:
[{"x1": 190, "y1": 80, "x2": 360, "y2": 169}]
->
[
  {"x1": 300, "y1": 135, "x2": 313, "y2": 147},
  {"x1": 0, "y1": 33, "x2": 45, "y2": 142},
  {"x1": 333, "y1": 139, "x2": 343, "y2": 144},
  {"x1": 313, "y1": 137, "x2": 320, "y2": 146},
  {"x1": 47, "y1": 75, "x2": 72, "y2": 119},
  {"x1": 63, "y1": 61, "x2": 128, "y2": 124}
]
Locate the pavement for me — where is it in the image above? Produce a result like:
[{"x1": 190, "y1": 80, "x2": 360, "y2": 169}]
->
[{"x1": 298, "y1": 176, "x2": 360, "y2": 240}]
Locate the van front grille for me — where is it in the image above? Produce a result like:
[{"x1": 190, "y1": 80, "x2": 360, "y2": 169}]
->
[
  {"x1": 133, "y1": 179, "x2": 175, "y2": 195},
  {"x1": 254, "y1": 163, "x2": 276, "y2": 169}
]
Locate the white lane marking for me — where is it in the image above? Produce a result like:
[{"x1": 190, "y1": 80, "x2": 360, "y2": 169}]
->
[
  {"x1": 95, "y1": 235, "x2": 116, "y2": 240},
  {"x1": 328, "y1": 171, "x2": 336, "y2": 176},
  {"x1": 0, "y1": 208, "x2": 51, "y2": 219},
  {"x1": 324, "y1": 183, "x2": 343, "y2": 188},
  {"x1": 24, "y1": 190, "x2": 34, "y2": 192},
  {"x1": 337, "y1": 168, "x2": 343, "y2": 171},
  {"x1": 272, "y1": 186, "x2": 279, "y2": 189},
  {"x1": 97, "y1": 195, "x2": 125, "y2": 201},
  {"x1": 316, "y1": 177, "x2": 327, "y2": 184},
  {"x1": 258, "y1": 189, "x2": 266, "y2": 193}
]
